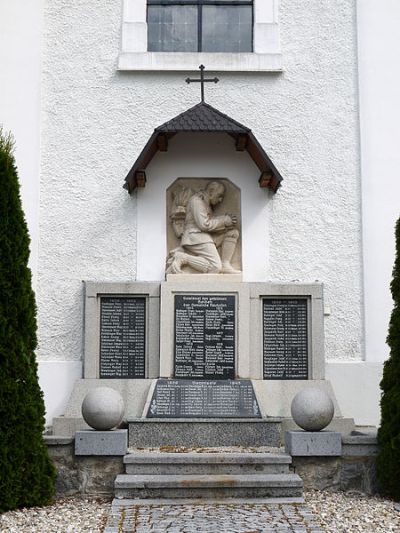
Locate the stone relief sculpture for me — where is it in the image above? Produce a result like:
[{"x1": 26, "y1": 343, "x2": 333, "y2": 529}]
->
[{"x1": 166, "y1": 179, "x2": 241, "y2": 275}]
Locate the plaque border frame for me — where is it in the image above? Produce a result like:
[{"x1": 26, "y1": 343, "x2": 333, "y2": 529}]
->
[
  {"x1": 249, "y1": 283, "x2": 325, "y2": 380},
  {"x1": 160, "y1": 280, "x2": 251, "y2": 379},
  {"x1": 83, "y1": 282, "x2": 160, "y2": 379}
]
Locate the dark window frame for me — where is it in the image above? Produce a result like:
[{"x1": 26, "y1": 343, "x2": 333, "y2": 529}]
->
[{"x1": 147, "y1": 0, "x2": 254, "y2": 53}]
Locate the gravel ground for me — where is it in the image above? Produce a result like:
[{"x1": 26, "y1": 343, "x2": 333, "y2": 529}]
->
[
  {"x1": 0, "y1": 492, "x2": 399, "y2": 532},
  {"x1": 0, "y1": 498, "x2": 110, "y2": 533},
  {"x1": 305, "y1": 490, "x2": 400, "y2": 533}
]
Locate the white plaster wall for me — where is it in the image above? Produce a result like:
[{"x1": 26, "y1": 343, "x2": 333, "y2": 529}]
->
[
  {"x1": 0, "y1": 0, "x2": 43, "y2": 287},
  {"x1": 266, "y1": 0, "x2": 362, "y2": 364},
  {"x1": 357, "y1": 0, "x2": 400, "y2": 364},
  {"x1": 38, "y1": 361, "x2": 82, "y2": 427},
  {"x1": 326, "y1": 362, "x2": 383, "y2": 427},
  {"x1": 137, "y1": 134, "x2": 270, "y2": 282},
  {"x1": 38, "y1": 0, "x2": 362, "y2": 375},
  {"x1": 5, "y1": 0, "x2": 395, "y2": 428}
]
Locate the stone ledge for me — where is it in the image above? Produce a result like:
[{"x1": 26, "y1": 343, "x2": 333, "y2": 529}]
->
[
  {"x1": 123, "y1": 452, "x2": 292, "y2": 465},
  {"x1": 342, "y1": 431, "x2": 378, "y2": 457},
  {"x1": 342, "y1": 434, "x2": 377, "y2": 445},
  {"x1": 117, "y1": 52, "x2": 283, "y2": 72},
  {"x1": 44, "y1": 435, "x2": 74, "y2": 446},
  {"x1": 127, "y1": 417, "x2": 282, "y2": 423}
]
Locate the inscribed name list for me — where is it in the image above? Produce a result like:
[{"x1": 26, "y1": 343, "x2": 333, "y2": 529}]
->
[
  {"x1": 100, "y1": 297, "x2": 146, "y2": 378},
  {"x1": 263, "y1": 298, "x2": 308, "y2": 379},
  {"x1": 174, "y1": 294, "x2": 235, "y2": 379}
]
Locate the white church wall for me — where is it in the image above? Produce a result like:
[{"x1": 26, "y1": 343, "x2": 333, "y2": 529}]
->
[
  {"x1": 36, "y1": 0, "x2": 363, "y2": 420},
  {"x1": 357, "y1": 0, "x2": 400, "y2": 365},
  {"x1": 4, "y1": 1, "x2": 397, "y2": 429},
  {"x1": 38, "y1": 361, "x2": 82, "y2": 427},
  {"x1": 325, "y1": 0, "x2": 400, "y2": 429},
  {"x1": 0, "y1": 1, "x2": 59, "y2": 425},
  {"x1": 0, "y1": 0, "x2": 43, "y2": 288},
  {"x1": 21, "y1": 0, "x2": 381, "y2": 425},
  {"x1": 326, "y1": 362, "x2": 383, "y2": 427}
]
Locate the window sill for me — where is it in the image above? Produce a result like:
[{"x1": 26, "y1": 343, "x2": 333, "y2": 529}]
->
[{"x1": 117, "y1": 52, "x2": 283, "y2": 72}]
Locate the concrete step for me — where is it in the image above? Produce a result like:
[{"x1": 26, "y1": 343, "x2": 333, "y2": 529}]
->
[
  {"x1": 124, "y1": 451, "x2": 292, "y2": 475},
  {"x1": 114, "y1": 473, "x2": 303, "y2": 499},
  {"x1": 127, "y1": 418, "x2": 282, "y2": 447}
]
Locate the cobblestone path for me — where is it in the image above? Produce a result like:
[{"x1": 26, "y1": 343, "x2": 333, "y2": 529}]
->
[{"x1": 105, "y1": 500, "x2": 325, "y2": 532}]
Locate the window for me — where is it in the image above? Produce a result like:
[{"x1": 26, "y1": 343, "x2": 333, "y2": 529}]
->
[
  {"x1": 119, "y1": 0, "x2": 282, "y2": 72},
  {"x1": 147, "y1": 0, "x2": 253, "y2": 53}
]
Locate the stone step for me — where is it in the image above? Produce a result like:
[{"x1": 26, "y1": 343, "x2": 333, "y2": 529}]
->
[
  {"x1": 127, "y1": 418, "x2": 282, "y2": 447},
  {"x1": 114, "y1": 473, "x2": 303, "y2": 499},
  {"x1": 124, "y1": 452, "x2": 292, "y2": 475}
]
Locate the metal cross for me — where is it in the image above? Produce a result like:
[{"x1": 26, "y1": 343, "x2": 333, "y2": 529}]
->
[{"x1": 185, "y1": 65, "x2": 219, "y2": 103}]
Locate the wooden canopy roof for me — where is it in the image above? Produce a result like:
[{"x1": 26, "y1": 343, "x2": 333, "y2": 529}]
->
[{"x1": 124, "y1": 102, "x2": 283, "y2": 193}]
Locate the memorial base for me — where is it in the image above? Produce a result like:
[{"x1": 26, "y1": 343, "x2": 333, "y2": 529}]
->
[
  {"x1": 52, "y1": 378, "x2": 354, "y2": 441},
  {"x1": 127, "y1": 418, "x2": 282, "y2": 448}
]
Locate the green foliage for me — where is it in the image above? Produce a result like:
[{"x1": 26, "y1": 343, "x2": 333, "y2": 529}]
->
[
  {"x1": 377, "y1": 216, "x2": 400, "y2": 500},
  {"x1": 0, "y1": 128, "x2": 55, "y2": 511}
]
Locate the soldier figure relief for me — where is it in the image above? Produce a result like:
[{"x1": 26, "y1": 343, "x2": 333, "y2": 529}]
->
[{"x1": 166, "y1": 181, "x2": 241, "y2": 275}]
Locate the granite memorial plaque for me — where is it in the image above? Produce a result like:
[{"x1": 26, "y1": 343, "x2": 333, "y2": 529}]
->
[
  {"x1": 174, "y1": 294, "x2": 235, "y2": 379},
  {"x1": 263, "y1": 298, "x2": 309, "y2": 379},
  {"x1": 100, "y1": 296, "x2": 146, "y2": 378},
  {"x1": 147, "y1": 379, "x2": 261, "y2": 418}
]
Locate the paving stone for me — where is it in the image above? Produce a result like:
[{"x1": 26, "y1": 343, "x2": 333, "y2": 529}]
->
[{"x1": 104, "y1": 500, "x2": 325, "y2": 532}]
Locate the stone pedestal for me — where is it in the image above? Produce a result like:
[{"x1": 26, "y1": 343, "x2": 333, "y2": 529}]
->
[
  {"x1": 75, "y1": 429, "x2": 128, "y2": 456},
  {"x1": 285, "y1": 430, "x2": 342, "y2": 456}
]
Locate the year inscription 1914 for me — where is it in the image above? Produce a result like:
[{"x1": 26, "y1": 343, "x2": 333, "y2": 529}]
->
[
  {"x1": 174, "y1": 294, "x2": 235, "y2": 379},
  {"x1": 100, "y1": 297, "x2": 146, "y2": 378},
  {"x1": 263, "y1": 298, "x2": 309, "y2": 379}
]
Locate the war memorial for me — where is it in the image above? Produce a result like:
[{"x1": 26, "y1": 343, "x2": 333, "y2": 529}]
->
[{"x1": 44, "y1": 70, "x2": 378, "y2": 508}]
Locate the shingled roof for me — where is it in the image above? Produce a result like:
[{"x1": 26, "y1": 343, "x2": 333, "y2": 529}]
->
[
  {"x1": 124, "y1": 102, "x2": 282, "y2": 194},
  {"x1": 156, "y1": 102, "x2": 250, "y2": 133}
]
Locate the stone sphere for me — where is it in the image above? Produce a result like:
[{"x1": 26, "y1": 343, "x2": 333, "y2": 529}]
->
[
  {"x1": 81, "y1": 387, "x2": 124, "y2": 430},
  {"x1": 291, "y1": 388, "x2": 334, "y2": 431}
]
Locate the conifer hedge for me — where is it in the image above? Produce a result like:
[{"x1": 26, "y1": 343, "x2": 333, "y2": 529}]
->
[
  {"x1": 377, "y1": 216, "x2": 400, "y2": 501},
  {"x1": 0, "y1": 129, "x2": 55, "y2": 511}
]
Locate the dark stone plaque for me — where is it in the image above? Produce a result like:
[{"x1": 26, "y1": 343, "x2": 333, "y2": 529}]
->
[
  {"x1": 174, "y1": 294, "x2": 235, "y2": 379},
  {"x1": 263, "y1": 298, "x2": 309, "y2": 380},
  {"x1": 100, "y1": 297, "x2": 146, "y2": 378},
  {"x1": 147, "y1": 379, "x2": 261, "y2": 418}
]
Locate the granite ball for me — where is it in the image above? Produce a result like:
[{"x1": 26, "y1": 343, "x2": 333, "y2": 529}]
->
[
  {"x1": 291, "y1": 387, "x2": 334, "y2": 431},
  {"x1": 81, "y1": 387, "x2": 124, "y2": 430}
]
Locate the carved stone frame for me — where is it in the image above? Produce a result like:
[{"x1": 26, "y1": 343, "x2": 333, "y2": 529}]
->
[
  {"x1": 249, "y1": 283, "x2": 325, "y2": 380},
  {"x1": 83, "y1": 282, "x2": 160, "y2": 379}
]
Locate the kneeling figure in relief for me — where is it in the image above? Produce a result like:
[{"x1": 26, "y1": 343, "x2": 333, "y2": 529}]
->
[{"x1": 166, "y1": 181, "x2": 240, "y2": 275}]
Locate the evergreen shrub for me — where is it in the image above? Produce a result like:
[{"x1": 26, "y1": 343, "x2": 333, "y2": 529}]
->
[
  {"x1": 377, "y1": 216, "x2": 400, "y2": 501},
  {"x1": 0, "y1": 129, "x2": 55, "y2": 511}
]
